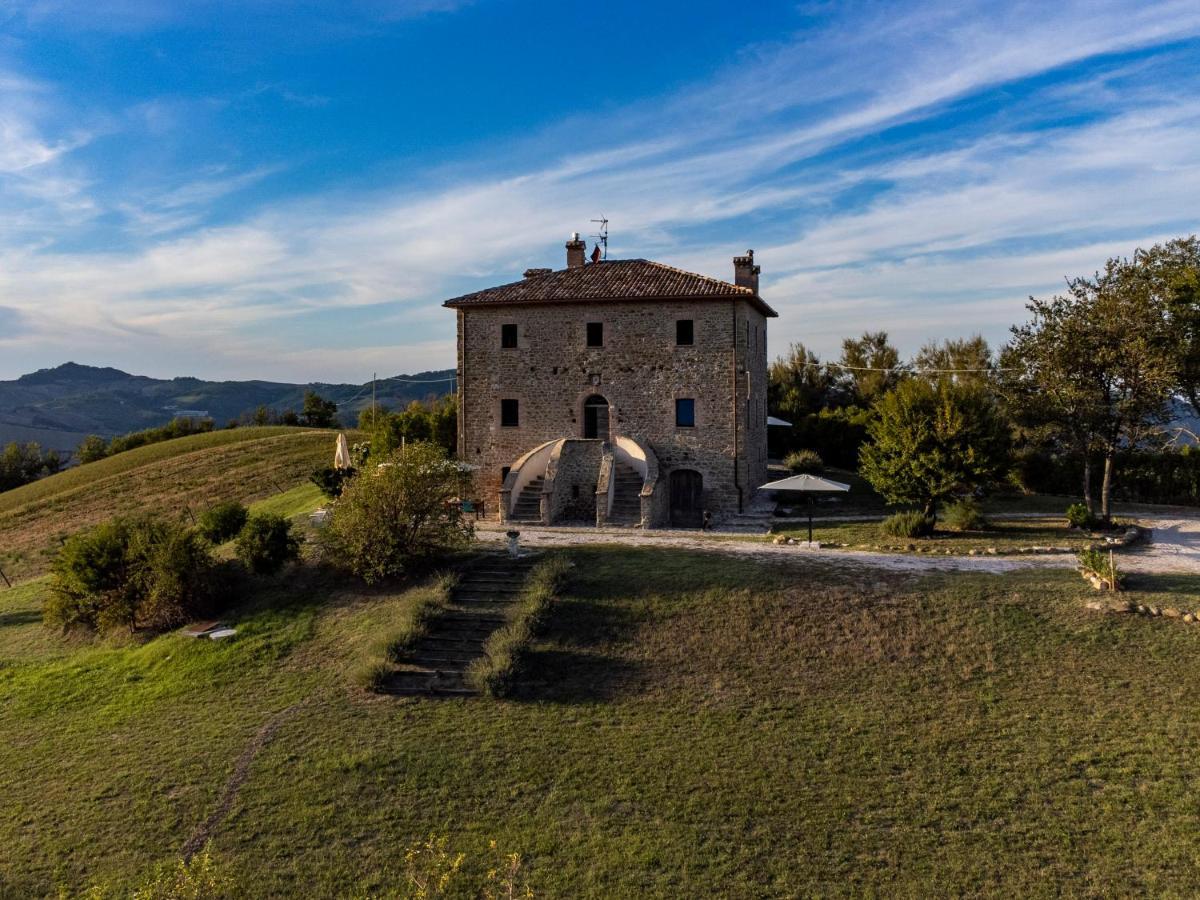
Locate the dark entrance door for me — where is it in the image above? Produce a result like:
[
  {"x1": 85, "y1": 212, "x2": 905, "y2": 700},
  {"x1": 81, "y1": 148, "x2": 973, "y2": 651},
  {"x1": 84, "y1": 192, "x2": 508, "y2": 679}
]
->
[
  {"x1": 669, "y1": 469, "x2": 703, "y2": 527},
  {"x1": 583, "y1": 395, "x2": 610, "y2": 440}
]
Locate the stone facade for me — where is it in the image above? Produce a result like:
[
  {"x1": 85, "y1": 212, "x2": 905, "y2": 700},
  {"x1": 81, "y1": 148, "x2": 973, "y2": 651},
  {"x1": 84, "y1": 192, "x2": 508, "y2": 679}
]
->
[{"x1": 447, "y1": 243, "x2": 775, "y2": 527}]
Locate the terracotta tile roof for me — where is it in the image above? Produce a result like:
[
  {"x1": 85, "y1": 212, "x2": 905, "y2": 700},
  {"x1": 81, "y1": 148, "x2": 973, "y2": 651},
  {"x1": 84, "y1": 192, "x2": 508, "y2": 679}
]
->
[{"x1": 443, "y1": 258, "x2": 778, "y2": 317}]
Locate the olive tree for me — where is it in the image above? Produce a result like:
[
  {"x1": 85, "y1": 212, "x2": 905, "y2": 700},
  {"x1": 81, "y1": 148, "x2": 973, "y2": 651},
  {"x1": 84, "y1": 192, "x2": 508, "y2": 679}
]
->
[
  {"x1": 859, "y1": 379, "x2": 1010, "y2": 518},
  {"x1": 323, "y1": 442, "x2": 473, "y2": 583}
]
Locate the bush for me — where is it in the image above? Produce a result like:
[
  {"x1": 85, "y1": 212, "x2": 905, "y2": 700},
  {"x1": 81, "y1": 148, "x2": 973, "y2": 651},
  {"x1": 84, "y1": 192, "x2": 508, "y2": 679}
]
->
[
  {"x1": 323, "y1": 442, "x2": 474, "y2": 583},
  {"x1": 310, "y1": 466, "x2": 356, "y2": 499},
  {"x1": 196, "y1": 500, "x2": 248, "y2": 543},
  {"x1": 352, "y1": 660, "x2": 392, "y2": 693},
  {"x1": 880, "y1": 511, "x2": 936, "y2": 539},
  {"x1": 46, "y1": 518, "x2": 216, "y2": 634},
  {"x1": 235, "y1": 512, "x2": 303, "y2": 575},
  {"x1": 1066, "y1": 503, "x2": 1100, "y2": 531},
  {"x1": 784, "y1": 449, "x2": 824, "y2": 474},
  {"x1": 941, "y1": 498, "x2": 988, "y2": 532},
  {"x1": 468, "y1": 555, "x2": 569, "y2": 697}
]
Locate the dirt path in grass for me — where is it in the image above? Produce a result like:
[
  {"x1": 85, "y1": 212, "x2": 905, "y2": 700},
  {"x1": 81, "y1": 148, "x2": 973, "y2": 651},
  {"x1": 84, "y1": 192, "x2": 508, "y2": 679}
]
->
[
  {"x1": 477, "y1": 517, "x2": 1200, "y2": 575},
  {"x1": 181, "y1": 701, "x2": 304, "y2": 861}
]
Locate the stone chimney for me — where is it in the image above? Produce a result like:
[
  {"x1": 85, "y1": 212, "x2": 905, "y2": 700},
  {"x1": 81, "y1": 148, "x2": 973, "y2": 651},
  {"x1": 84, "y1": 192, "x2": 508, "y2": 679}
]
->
[
  {"x1": 733, "y1": 250, "x2": 760, "y2": 293},
  {"x1": 566, "y1": 232, "x2": 587, "y2": 269}
]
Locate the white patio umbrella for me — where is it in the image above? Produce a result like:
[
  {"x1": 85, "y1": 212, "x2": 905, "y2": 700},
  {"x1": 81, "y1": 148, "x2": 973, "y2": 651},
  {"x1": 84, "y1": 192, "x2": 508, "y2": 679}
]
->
[
  {"x1": 334, "y1": 433, "x2": 352, "y2": 470},
  {"x1": 760, "y1": 473, "x2": 851, "y2": 543},
  {"x1": 767, "y1": 416, "x2": 793, "y2": 427}
]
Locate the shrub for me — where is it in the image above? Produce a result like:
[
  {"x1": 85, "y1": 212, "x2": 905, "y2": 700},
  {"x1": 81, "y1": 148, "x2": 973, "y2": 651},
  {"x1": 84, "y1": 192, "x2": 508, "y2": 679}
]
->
[
  {"x1": 784, "y1": 449, "x2": 824, "y2": 474},
  {"x1": 235, "y1": 512, "x2": 302, "y2": 575},
  {"x1": 196, "y1": 500, "x2": 248, "y2": 544},
  {"x1": 352, "y1": 660, "x2": 392, "y2": 693},
  {"x1": 323, "y1": 442, "x2": 474, "y2": 583},
  {"x1": 46, "y1": 518, "x2": 216, "y2": 634},
  {"x1": 1078, "y1": 545, "x2": 1123, "y2": 589},
  {"x1": 1066, "y1": 503, "x2": 1100, "y2": 531},
  {"x1": 310, "y1": 466, "x2": 356, "y2": 499},
  {"x1": 860, "y1": 379, "x2": 1010, "y2": 517},
  {"x1": 880, "y1": 511, "x2": 936, "y2": 539},
  {"x1": 468, "y1": 555, "x2": 569, "y2": 697},
  {"x1": 941, "y1": 498, "x2": 988, "y2": 532}
]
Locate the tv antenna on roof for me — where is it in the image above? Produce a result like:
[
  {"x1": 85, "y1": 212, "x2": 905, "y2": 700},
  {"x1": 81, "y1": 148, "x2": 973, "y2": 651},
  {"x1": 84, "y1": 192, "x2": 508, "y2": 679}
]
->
[{"x1": 590, "y1": 216, "x2": 609, "y2": 260}]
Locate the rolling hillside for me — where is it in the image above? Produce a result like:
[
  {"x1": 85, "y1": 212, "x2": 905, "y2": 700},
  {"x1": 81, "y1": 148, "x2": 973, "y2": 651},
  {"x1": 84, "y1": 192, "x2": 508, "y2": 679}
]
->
[
  {"x1": 0, "y1": 362, "x2": 453, "y2": 453},
  {"x1": 0, "y1": 427, "x2": 341, "y2": 584}
]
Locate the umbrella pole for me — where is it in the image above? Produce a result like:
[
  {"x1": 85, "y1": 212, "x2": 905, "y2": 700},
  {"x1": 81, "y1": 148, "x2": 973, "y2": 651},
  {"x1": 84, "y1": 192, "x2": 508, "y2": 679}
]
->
[{"x1": 808, "y1": 495, "x2": 814, "y2": 544}]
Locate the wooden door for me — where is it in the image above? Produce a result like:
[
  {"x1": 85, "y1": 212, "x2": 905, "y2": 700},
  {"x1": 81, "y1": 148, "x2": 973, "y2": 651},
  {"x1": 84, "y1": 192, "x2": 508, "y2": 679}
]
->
[{"x1": 669, "y1": 469, "x2": 703, "y2": 527}]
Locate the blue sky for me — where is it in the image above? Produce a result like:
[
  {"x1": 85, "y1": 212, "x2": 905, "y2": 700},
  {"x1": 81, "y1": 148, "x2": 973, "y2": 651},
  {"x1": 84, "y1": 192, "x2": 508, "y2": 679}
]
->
[{"x1": 1, "y1": 0, "x2": 1199, "y2": 383}]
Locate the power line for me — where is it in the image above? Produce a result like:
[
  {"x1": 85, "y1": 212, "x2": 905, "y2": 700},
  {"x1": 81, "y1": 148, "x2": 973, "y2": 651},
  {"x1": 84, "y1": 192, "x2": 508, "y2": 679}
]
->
[{"x1": 801, "y1": 361, "x2": 1014, "y2": 374}]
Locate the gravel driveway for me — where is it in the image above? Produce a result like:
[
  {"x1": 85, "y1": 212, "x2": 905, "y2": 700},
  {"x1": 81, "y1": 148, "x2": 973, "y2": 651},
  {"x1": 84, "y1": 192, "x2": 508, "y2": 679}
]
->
[{"x1": 477, "y1": 516, "x2": 1200, "y2": 576}]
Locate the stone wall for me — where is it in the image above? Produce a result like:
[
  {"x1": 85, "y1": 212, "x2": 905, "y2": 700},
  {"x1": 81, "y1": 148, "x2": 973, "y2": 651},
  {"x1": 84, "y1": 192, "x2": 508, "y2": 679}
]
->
[
  {"x1": 456, "y1": 297, "x2": 769, "y2": 523},
  {"x1": 546, "y1": 439, "x2": 602, "y2": 524}
]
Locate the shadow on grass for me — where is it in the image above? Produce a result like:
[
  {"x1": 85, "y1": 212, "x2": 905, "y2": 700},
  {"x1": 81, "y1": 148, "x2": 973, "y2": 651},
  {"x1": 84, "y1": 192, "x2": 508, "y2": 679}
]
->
[
  {"x1": 1123, "y1": 572, "x2": 1200, "y2": 596},
  {"x1": 0, "y1": 609, "x2": 41, "y2": 628},
  {"x1": 513, "y1": 597, "x2": 647, "y2": 703}
]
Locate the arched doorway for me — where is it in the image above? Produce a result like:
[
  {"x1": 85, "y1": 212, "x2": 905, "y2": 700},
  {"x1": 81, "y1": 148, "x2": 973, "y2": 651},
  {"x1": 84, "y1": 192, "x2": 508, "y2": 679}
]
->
[
  {"x1": 669, "y1": 469, "x2": 703, "y2": 527},
  {"x1": 583, "y1": 395, "x2": 610, "y2": 440}
]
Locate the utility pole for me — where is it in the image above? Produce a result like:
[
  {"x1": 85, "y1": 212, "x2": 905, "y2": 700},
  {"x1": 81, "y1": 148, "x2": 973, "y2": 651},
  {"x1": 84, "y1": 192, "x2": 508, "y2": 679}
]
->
[{"x1": 372, "y1": 372, "x2": 377, "y2": 427}]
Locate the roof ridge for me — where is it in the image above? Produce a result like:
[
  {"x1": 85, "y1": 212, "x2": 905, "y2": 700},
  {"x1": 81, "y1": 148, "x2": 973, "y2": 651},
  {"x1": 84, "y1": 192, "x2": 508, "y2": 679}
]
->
[{"x1": 636, "y1": 258, "x2": 755, "y2": 295}]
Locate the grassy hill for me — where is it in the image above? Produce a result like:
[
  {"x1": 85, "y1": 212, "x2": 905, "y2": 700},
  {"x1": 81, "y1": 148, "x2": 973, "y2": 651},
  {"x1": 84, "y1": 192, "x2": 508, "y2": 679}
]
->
[
  {"x1": 0, "y1": 427, "x2": 340, "y2": 584},
  {"x1": 4, "y1": 538, "x2": 1200, "y2": 894}
]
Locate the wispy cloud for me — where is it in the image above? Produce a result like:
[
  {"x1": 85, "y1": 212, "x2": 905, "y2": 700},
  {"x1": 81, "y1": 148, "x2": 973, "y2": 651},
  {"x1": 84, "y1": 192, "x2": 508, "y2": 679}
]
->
[{"x1": 1, "y1": 0, "x2": 1199, "y2": 380}]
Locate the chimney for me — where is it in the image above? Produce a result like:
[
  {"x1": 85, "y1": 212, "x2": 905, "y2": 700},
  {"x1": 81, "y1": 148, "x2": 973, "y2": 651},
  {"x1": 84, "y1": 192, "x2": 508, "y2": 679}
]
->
[
  {"x1": 733, "y1": 249, "x2": 760, "y2": 293},
  {"x1": 566, "y1": 232, "x2": 587, "y2": 269}
]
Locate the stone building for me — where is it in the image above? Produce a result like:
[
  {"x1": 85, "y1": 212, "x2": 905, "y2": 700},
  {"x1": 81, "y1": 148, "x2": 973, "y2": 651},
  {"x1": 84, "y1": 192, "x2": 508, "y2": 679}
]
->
[{"x1": 445, "y1": 235, "x2": 777, "y2": 527}]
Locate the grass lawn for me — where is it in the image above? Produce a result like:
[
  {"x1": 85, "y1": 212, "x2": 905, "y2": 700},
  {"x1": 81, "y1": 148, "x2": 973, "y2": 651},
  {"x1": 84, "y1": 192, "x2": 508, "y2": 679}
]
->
[
  {"x1": 771, "y1": 517, "x2": 1105, "y2": 555},
  {"x1": 0, "y1": 429, "x2": 348, "y2": 584},
  {"x1": 5, "y1": 546, "x2": 1200, "y2": 895}
]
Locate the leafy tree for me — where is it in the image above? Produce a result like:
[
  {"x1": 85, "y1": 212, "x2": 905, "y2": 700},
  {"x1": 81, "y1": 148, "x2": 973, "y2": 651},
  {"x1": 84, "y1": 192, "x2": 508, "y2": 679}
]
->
[
  {"x1": 323, "y1": 442, "x2": 473, "y2": 583},
  {"x1": 1132, "y1": 236, "x2": 1200, "y2": 411},
  {"x1": 196, "y1": 500, "x2": 249, "y2": 543},
  {"x1": 253, "y1": 405, "x2": 271, "y2": 426},
  {"x1": 42, "y1": 449, "x2": 62, "y2": 475},
  {"x1": 859, "y1": 379, "x2": 1010, "y2": 517},
  {"x1": 768, "y1": 343, "x2": 840, "y2": 421},
  {"x1": 1003, "y1": 251, "x2": 1176, "y2": 518},
  {"x1": 0, "y1": 442, "x2": 51, "y2": 492},
  {"x1": 838, "y1": 331, "x2": 906, "y2": 405},
  {"x1": 280, "y1": 409, "x2": 300, "y2": 426},
  {"x1": 77, "y1": 434, "x2": 109, "y2": 464},
  {"x1": 46, "y1": 518, "x2": 215, "y2": 634},
  {"x1": 301, "y1": 391, "x2": 339, "y2": 428},
  {"x1": 235, "y1": 512, "x2": 302, "y2": 575},
  {"x1": 914, "y1": 336, "x2": 994, "y2": 387}
]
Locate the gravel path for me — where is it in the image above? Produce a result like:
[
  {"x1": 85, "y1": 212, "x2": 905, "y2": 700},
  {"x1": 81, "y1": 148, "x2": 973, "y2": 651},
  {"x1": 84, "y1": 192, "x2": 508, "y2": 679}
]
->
[{"x1": 477, "y1": 516, "x2": 1200, "y2": 575}]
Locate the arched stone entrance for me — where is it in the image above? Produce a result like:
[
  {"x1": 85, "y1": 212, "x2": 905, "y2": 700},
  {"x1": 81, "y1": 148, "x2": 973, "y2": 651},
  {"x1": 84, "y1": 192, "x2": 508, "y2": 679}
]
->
[{"x1": 583, "y1": 395, "x2": 610, "y2": 440}]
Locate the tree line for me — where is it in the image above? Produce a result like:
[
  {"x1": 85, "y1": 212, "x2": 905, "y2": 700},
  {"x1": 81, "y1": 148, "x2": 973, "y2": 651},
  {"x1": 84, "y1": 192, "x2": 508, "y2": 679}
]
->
[{"x1": 769, "y1": 236, "x2": 1200, "y2": 519}]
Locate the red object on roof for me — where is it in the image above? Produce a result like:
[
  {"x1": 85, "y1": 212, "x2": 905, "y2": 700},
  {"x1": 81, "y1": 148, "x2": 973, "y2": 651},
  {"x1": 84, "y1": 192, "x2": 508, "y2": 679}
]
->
[
  {"x1": 591, "y1": 244, "x2": 602, "y2": 263},
  {"x1": 443, "y1": 258, "x2": 777, "y2": 317}
]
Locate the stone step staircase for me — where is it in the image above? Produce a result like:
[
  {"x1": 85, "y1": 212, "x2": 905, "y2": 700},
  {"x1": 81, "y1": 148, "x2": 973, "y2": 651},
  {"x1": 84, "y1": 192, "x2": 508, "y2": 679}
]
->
[
  {"x1": 382, "y1": 554, "x2": 537, "y2": 698},
  {"x1": 510, "y1": 476, "x2": 545, "y2": 522},
  {"x1": 608, "y1": 461, "x2": 643, "y2": 525}
]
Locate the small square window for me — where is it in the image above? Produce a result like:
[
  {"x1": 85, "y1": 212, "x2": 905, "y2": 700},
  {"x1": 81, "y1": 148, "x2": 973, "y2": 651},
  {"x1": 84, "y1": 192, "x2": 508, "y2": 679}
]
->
[
  {"x1": 501, "y1": 324, "x2": 518, "y2": 348},
  {"x1": 500, "y1": 399, "x2": 519, "y2": 427},
  {"x1": 675, "y1": 398, "x2": 696, "y2": 428},
  {"x1": 586, "y1": 322, "x2": 604, "y2": 347},
  {"x1": 676, "y1": 319, "x2": 694, "y2": 345}
]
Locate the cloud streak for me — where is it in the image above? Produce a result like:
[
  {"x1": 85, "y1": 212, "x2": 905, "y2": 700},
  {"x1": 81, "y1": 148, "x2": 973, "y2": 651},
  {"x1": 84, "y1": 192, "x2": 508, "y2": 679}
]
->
[{"x1": 1, "y1": 0, "x2": 1199, "y2": 380}]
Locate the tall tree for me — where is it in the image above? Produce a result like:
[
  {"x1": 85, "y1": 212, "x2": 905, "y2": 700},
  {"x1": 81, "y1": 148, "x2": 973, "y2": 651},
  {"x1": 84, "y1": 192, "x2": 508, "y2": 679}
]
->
[
  {"x1": 914, "y1": 336, "x2": 994, "y2": 387},
  {"x1": 1132, "y1": 236, "x2": 1200, "y2": 412},
  {"x1": 1003, "y1": 253, "x2": 1176, "y2": 518},
  {"x1": 768, "y1": 343, "x2": 839, "y2": 420},
  {"x1": 838, "y1": 331, "x2": 905, "y2": 405},
  {"x1": 301, "y1": 391, "x2": 339, "y2": 428}
]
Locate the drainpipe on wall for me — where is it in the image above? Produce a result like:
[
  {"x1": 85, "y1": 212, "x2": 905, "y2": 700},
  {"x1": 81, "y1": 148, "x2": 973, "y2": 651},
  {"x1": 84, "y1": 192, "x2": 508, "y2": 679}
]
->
[{"x1": 731, "y1": 301, "x2": 743, "y2": 514}]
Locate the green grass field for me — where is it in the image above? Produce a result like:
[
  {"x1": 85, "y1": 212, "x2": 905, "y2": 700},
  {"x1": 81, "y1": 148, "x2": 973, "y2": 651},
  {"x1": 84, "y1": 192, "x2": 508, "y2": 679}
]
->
[
  {"x1": 5, "y1": 545, "x2": 1200, "y2": 895},
  {"x1": 0, "y1": 428, "x2": 344, "y2": 584}
]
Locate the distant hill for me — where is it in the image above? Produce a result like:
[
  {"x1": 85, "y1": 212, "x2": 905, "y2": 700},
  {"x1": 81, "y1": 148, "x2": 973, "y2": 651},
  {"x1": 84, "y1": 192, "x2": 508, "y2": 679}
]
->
[{"x1": 0, "y1": 362, "x2": 455, "y2": 453}]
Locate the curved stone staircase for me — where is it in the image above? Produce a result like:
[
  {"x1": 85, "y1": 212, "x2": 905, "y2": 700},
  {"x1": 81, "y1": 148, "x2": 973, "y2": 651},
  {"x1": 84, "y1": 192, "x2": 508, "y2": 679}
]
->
[
  {"x1": 510, "y1": 475, "x2": 544, "y2": 523},
  {"x1": 608, "y1": 461, "x2": 643, "y2": 525}
]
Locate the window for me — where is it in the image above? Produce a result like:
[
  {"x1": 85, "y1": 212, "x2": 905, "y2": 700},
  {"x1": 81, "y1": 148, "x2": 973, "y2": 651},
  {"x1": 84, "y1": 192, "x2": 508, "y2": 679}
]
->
[
  {"x1": 676, "y1": 319, "x2": 694, "y2": 345},
  {"x1": 675, "y1": 398, "x2": 696, "y2": 428},
  {"x1": 501, "y1": 323, "x2": 518, "y2": 348},
  {"x1": 500, "y1": 399, "x2": 519, "y2": 427},
  {"x1": 586, "y1": 322, "x2": 604, "y2": 347}
]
